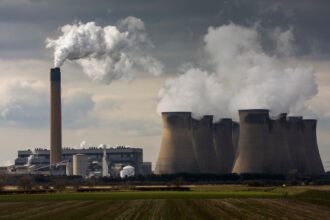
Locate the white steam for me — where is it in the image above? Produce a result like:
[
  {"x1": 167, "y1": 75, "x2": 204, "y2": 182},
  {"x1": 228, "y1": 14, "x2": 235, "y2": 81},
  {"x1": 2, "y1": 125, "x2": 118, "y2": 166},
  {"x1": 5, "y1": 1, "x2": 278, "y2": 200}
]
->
[
  {"x1": 46, "y1": 16, "x2": 163, "y2": 84},
  {"x1": 157, "y1": 24, "x2": 317, "y2": 120}
]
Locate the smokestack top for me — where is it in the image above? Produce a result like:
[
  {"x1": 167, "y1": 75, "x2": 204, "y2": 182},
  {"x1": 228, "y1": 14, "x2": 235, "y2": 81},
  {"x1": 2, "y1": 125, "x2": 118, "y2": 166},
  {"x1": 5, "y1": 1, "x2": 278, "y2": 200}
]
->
[
  {"x1": 161, "y1": 112, "x2": 191, "y2": 128},
  {"x1": 161, "y1": 112, "x2": 191, "y2": 116},
  {"x1": 279, "y1": 113, "x2": 287, "y2": 118},
  {"x1": 239, "y1": 109, "x2": 270, "y2": 124},
  {"x1": 303, "y1": 119, "x2": 317, "y2": 122},
  {"x1": 288, "y1": 116, "x2": 303, "y2": 122},
  {"x1": 303, "y1": 119, "x2": 317, "y2": 128},
  {"x1": 51, "y1": 67, "x2": 61, "y2": 82},
  {"x1": 238, "y1": 109, "x2": 269, "y2": 113}
]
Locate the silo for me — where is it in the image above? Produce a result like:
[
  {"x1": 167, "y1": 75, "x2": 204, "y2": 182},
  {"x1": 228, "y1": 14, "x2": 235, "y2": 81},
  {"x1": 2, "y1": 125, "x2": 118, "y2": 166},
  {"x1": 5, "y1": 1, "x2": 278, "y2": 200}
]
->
[
  {"x1": 268, "y1": 113, "x2": 292, "y2": 174},
  {"x1": 287, "y1": 116, "x2": 308, "y2": 174},
  {"x1": 73, "y1": 154, "x2": 88, "y2": 176},
  {"x1": 213, "y1": 119, "x2": 235, "y2": 173},
  {"x1": 191, "y1": 115, "x2": 219, "y2": 173},
  {"x1": 155, "y1": 112, "x2": 199, "y2": 174},
  {"x1": 232, "y1": 109, "x2": 270, "y2": 174},
  {"x1": 303, "y1": 119, "x2": 325, "y2": 175},
  {"x1": 232, "y1": 121, "x2": 240, "y2": 159}
]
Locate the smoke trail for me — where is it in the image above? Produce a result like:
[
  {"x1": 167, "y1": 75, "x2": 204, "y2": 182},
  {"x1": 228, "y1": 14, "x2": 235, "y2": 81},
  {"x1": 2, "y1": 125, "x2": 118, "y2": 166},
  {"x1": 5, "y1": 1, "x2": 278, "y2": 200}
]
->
[
  {"x1": 46, "y1": 16, "x2": 163, "y2": 84},
  {"x1": 157, "y1": 24, "x2": 317, "y2": 120}
]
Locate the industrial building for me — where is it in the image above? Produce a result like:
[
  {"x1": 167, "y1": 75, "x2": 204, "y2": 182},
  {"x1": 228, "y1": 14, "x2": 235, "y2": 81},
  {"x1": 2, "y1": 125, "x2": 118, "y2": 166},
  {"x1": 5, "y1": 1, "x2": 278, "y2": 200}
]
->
[
  {"x1": 10, "y1": 146, "x2": 151, "y2": 177},
  {"x1": 156, "y1": 110, "x2": 325, "y2": 176}
]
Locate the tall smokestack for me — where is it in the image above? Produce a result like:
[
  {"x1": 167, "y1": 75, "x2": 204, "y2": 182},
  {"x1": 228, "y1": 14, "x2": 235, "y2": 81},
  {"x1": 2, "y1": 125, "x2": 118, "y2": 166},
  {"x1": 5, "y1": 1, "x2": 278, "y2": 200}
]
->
[
  {"x1": 303, "y1": 119, "x2": 325, "y2": 175},
  {"x1": 268, "y1": 113, "x2": 292, "y2": 174},
  {"x1": 191, "y1": 115, "x2": 219, "y2": 173},
  {"x1": 232, "y1": 109, "x2": 270, "y2": 174},
  {"x1": 213, "y1": 118, "x2": 235, "y2": 173},
  {"x1": 287, "y1": 116, "x2": 307, "y2": 174},
  {"x1": 155, "y1": 112, "x2": 199, "y2": 174},
  {"x1": 50, "y1": 67, "x2": 62, "y2": 165}
]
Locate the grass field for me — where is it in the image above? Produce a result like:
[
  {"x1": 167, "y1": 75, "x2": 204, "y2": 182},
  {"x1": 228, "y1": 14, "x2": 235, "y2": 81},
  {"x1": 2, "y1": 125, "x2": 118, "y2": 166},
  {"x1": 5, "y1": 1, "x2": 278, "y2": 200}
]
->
[{"x1": 0, "y1": 185, "x2": 329, "y2": 220}]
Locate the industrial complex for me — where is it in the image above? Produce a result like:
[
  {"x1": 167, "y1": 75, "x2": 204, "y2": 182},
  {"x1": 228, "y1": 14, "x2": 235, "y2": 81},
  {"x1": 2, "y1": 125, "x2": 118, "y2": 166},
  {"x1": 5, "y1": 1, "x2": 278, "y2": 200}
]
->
[
  {"x1": 155, "y1": 110, "x2": 325, "y2": 176},
  {"x1": 0, "y1": 68, "x2": 152, "y2": 178},
  {"x1": 1, "y1": 67, "x2": 325, "y2": 178},
  {"x1": 2, "y1": 146, "x2": 152, "y2": 177}
]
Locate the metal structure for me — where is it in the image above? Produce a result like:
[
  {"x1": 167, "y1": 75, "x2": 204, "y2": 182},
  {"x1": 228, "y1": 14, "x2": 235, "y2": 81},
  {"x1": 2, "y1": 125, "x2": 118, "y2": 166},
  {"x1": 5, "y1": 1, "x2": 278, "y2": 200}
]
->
[
  {"x1": 50, "y1": 67, "x2": 62, "y2": 165},
  {"x1": 191, "y1": 115, "x2": 219, "y2": 173},
  {"x1": 155, "y1": 112, "x2": 199, "y2": 174},
  {"x1": 213, "y1": 118, "x2": 235, "y2": 173},
  {"x1": 232, "y1": 109, "x2": 271, "y2": 174}
]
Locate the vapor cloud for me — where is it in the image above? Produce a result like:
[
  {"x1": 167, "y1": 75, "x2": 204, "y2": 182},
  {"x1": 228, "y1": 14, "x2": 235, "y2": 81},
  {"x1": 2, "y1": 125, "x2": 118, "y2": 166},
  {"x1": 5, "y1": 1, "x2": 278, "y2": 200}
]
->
[
  {"x1": 46, "y1": 16, "x2": 163, "y2": 84},
  {"x1": 157, "y1": 24, "x2": 317, "y2": 120}
]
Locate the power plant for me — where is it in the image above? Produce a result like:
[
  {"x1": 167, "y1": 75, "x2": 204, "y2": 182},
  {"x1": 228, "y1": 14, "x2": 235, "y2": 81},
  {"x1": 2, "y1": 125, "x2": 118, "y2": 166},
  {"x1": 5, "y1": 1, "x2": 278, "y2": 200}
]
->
[
  {"x1": 50, "y1": 67, "x2": 62, "y2": 165},
  {"x1": 156, "y1": 110, "x2": 325, "y2": 176}
]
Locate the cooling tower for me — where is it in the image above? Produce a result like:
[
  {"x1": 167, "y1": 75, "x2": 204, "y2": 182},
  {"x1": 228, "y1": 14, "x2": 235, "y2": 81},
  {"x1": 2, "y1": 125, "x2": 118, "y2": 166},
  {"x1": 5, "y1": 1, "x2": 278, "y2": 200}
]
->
[
  {"x1": 232, "y1": 121, "x2": 240, "y2": 159},
  {"x1": 191, "y1": 115, "x2": 219, "y2": 173},
  {"x1": 287, "y1": 116, "x2": 308, "y2": 174},
  {"x1": 155, "y1": 112, "x2": 199, "y2": 174},
  {"x1": 303, "y1": 119, "x2": 325, "y2": 175},
  {"x1": 50, "y1": 67, "x2": 62, "y2": 165},
  {"x1": 267, "y1": 113, "x2": 292, "y2": 174},
  {"x1": 232, "y1": 109, "x2": 270, "y2": 174},
  {"x1": 213, "y1": 119, "x2": 235, "y2": 173}
]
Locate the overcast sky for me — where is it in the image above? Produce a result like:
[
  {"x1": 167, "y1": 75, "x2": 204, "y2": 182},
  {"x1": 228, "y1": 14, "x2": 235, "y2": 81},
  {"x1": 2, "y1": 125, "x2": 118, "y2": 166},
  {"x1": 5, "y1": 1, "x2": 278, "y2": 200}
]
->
[{"x1": 0, "y1": 0, "x2": 329, "y2": 170}]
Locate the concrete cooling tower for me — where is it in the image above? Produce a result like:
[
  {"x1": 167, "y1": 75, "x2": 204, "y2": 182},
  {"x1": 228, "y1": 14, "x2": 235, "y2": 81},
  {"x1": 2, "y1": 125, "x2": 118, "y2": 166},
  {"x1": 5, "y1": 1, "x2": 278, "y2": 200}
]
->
[
  {"x1": 232, "y1": 121, "x2": 240, "y2": 159},
  {"x1": 303, "y1": 119, "x2": 325, "y2": 175},
  {"x1": 50, "y1": 67, "x2": 62, "y2": 165},
  {"x1": 287, "y1": 117, "x2": 309, "y2": 174},
  {"x1": 268, "y1": 113, "x2": 293, "y2": 174},
  {"x1": 232, "y1": 109, "x2": 271, "y2": 174},
  {"x1": 155, "y1": 112, "x2": 199, "y2": 174},
  {"x1": 213, "y1": 119, "x2": 235, "y2": 173},
  {"x1": 191, "y1": 115, "x2": 219, "y2": 173}
]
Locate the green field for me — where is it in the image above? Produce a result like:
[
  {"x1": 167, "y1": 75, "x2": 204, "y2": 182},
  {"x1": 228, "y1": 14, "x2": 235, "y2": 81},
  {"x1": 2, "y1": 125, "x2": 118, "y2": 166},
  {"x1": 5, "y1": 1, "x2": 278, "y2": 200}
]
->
[{"x1": 0, "y1": 185, "x2": 329, "y2": 220}]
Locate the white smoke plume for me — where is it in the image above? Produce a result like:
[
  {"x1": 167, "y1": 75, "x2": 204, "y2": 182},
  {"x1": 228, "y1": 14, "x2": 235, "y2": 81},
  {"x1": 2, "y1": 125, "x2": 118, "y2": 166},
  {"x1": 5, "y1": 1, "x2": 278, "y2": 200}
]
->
[
  {"x1": 157, "y1": 24, "x2": 317, "y2": 121},
  {"x1": 46, "y1": 16, "x2": 163, "y2": 84}
]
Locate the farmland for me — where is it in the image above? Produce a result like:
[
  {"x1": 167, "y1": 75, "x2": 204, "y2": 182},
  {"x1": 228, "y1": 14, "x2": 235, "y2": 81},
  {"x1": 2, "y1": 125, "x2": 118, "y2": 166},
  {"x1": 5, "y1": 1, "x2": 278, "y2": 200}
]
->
[{"x1": 0, "y1": 185, "x2": 329, "y2": 220}]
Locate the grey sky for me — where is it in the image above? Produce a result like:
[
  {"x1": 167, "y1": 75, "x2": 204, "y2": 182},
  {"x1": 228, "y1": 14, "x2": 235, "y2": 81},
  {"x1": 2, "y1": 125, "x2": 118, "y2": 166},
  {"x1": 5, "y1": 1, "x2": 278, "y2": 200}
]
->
[{"x1": 0, "y1": 0, "x2": 329, "y2": 170}]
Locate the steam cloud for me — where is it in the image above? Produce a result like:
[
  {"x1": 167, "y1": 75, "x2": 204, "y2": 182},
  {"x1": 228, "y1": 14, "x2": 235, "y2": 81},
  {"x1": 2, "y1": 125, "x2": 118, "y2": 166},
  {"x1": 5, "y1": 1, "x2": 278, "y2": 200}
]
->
[
  {"x1": 157, "y1": 24, "x2": 318, "y2": 120},
  {"x1": 46, "y1": 16, "x2": 163, "y2": 84}
]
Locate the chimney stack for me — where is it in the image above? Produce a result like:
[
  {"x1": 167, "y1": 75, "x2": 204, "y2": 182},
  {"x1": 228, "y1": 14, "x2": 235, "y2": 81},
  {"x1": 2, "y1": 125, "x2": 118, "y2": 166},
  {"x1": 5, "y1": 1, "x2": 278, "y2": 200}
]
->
[{"x1": 50, "y1": 67, "x2": 62, "y2": 165}]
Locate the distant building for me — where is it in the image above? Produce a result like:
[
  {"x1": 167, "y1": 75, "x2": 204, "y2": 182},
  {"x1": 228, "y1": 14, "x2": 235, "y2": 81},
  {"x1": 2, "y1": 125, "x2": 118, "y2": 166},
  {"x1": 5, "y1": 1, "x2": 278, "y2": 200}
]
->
[{"x1": 13, "y1": 146, "x2": 150, "y2": 177}]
